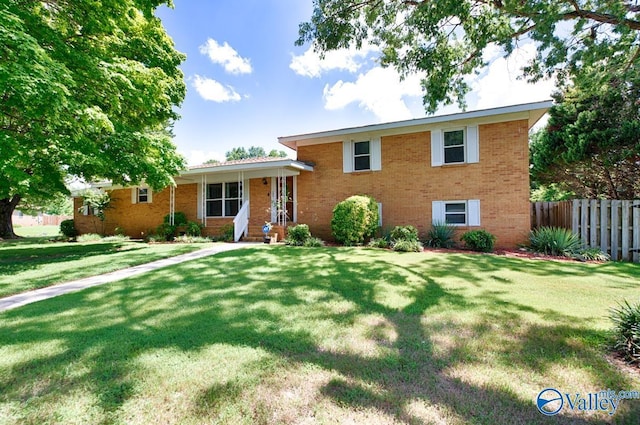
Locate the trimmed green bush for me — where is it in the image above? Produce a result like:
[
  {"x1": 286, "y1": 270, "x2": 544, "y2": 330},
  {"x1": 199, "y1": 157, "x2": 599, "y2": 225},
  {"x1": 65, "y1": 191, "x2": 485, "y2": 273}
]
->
[
  {"x1": 529, "y1": 226, "x2": 583, "y2": 257},
  {"x1": 331, "y1": 195, "x2": 379, "y2": 246},
  {"x1": 163, "y1": 211, "x2": 188, "y2": 227},
  {"x1": 303, "y1": 237, "x2": 325, "y2": 247},
  {"x1": 392, "y1": 239, "x2": 423, "y2": 252},
  {"x1": 390, "y1": 225, "x2": 419, "y2": 243},
  {"x1": 285, "y1": 224, "x2": 312, "y2": 246},
  {"x1": 425, "y1": 222, "x2": 455, "y2": 248},
  {"x1": 461, "y1": 229, "x2": 496, "y2": 252},
  {"x1": 368, "y1": 238, "x2": 390, "y2": 248},
  {"x1": 156, "y1": 223, "x2": 177, "y2": 241},
  {"x1": 215, "y1": 224, "x2": 234, "y2": 242},
  {"x1": 610, "y1": 300, "x2": 640, "y2": 364},
  {"x1": 185, "y1": 221, "x2": 204, "y2": 237},
  {"x1": 60, "y1": 219, "x2": 77, "y2": 239}
]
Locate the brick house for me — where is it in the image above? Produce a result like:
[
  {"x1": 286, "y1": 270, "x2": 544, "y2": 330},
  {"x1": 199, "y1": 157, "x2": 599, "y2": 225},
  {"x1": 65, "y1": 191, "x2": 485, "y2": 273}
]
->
[{"x1": 74, "y1": 101, "x2": 551, "y2": 247}]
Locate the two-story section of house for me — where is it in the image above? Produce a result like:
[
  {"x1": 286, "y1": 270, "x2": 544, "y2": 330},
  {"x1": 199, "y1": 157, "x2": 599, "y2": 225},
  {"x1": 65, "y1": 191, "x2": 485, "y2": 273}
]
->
[
  {"x1": 278, "y1": 100, "x2": 551, "y2": 247},
  {"x1": 73, "y1": 100, "x2": 551, "y2": 247}
]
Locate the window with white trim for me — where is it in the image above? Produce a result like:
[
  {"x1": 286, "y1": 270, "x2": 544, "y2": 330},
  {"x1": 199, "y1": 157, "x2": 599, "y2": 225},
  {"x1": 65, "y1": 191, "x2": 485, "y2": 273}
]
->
[
  {"x1": 430, "y1": 125, "x2": 479, "y2": 166},
  {"x1": 443, "y1": 129, "x2": 465, "y2": 164},
  {"x1": 206, "y1": 182, "x2": 242, "y2": 217},
  {"x1": 432, "y1": 199, "x2": 481, "y2": 226},
  {"x1": 353, "y1": 141, "x2": 371, "y2": 171},
  {"x1": 137, "y1": 188, "x2": 149, "y2": 203},
  {"x1": 343, "y1": 138, "x2": 381, "y2": 173}
]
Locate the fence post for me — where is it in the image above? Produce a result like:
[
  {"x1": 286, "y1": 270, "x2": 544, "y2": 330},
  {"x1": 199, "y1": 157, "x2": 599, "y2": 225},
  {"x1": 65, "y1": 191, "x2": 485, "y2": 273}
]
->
[
  {"x1": 572, "y1": 200, "x2": 580, "y2": 235},
  {"x1": 621, "y1": 200, "x2": 631, "y2": 261}
]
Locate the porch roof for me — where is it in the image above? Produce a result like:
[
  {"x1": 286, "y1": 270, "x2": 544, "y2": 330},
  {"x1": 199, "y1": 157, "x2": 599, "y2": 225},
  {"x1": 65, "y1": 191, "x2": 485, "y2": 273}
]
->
[{"x1": 175, "y1": 157, "x2": 314, "y2": 184}]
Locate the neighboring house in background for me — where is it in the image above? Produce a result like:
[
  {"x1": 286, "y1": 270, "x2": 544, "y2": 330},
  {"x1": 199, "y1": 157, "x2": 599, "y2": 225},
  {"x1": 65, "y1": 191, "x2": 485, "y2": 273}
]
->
[{"x1": 73, "y1": 101, "x2": 551, "y2": 247}]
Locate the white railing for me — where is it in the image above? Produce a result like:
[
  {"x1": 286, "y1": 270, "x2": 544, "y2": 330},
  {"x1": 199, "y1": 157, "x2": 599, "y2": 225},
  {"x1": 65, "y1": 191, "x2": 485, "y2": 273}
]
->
[{"x1": 233, "y1": 200, "x2": 250, "y2": 242}]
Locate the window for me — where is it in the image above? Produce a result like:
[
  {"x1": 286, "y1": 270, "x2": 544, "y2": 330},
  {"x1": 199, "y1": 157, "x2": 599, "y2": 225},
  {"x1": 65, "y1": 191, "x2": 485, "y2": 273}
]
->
[
  {"x1": 137, "y1": 188, "x2": 149, "y2": 203},
  {"x1": 432, "y1": 200, "x2": 481, "y2": 226},
  {"x1": 206, "y1": 182, "x2": 242, "y2": 217},
  {"x1": 444, "y1": 202, "x2": 467, "y2": 225},
  {"x1": 443, "y1": 129, "x2": 465, "y2": 164},
  {"x1": 343, "y1": 138, "x2": 381, "y2": 173},
  {"x1": 353, "y1": 141, "x2": 371, "y2": 171},
  {"x1": 430, "y1": 125, "x2": 479, "y2": 167}
]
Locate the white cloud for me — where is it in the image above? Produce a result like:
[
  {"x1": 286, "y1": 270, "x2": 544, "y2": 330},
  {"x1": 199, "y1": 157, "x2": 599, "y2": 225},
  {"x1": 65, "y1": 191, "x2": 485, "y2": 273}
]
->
[
  {"x1": 290, "y1": 43, "x2": 379, "y2": 78},
  {"x1": 323, "y1": 67, "x2": 423, "y2": 122},
  {"x1": 199, "y1": 39, "x2": 252, "y2": 75},
  {"x1": 182, "y1": 149, "x2": 225, "y2": 166},
  {"x1": 192, "y1": 75, "x2": 241, "y2": 103},
  {"x1": 471, "y1": 43, "x2": 556, "y2": 109}
]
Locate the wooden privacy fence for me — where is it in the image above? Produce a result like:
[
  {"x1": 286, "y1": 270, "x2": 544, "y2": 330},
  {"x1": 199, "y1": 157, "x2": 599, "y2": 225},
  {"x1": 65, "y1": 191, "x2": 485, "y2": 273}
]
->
[{"x1": 531, "y1": 200, "x2": 640, "y2": 262}]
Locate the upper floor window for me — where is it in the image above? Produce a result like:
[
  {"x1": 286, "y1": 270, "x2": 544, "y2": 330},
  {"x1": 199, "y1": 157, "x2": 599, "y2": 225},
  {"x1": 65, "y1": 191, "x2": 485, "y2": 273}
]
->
[
  {"x1": 137, "y1": 188, "x2": 149, "y2": 203},
  {"x1": 431, "y1": 125, "x2": 479, "y2": 167},
  {"x1": 206, "y1": 182, "x2": 242, "y2": 217},
  {"x1": 444, "y1": 129, "x2": 465, "y2": 164},
  {"x1": 353, "y1": 141, "x2": 371, "y2": 171},
  {"x1": 343, "y1": 138, "x2": 381, "y2": 173}
]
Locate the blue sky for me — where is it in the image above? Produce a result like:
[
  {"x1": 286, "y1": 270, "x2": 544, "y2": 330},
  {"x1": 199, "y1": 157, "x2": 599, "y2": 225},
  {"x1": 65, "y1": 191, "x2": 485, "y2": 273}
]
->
[{"x1": 156, "y1": 1, "x2": 556, "y2": 165}]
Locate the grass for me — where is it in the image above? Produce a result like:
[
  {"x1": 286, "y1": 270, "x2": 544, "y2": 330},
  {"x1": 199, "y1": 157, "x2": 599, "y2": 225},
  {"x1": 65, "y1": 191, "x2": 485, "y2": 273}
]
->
[
  {"x1": 13, "y1": 225, "x2": 60, "y2": 238},
  {"x1": 0, "y1": 237, "x2": 215, "y2": 298},
  {"x1": 0, "y1": 246, "x2": 639, "y2": 424}
]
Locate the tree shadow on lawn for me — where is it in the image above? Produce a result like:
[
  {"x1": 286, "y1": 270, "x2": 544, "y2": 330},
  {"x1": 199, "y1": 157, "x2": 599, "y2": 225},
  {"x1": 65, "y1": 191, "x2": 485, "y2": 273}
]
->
[{"x1": 0, "y1": 246, "x2": 638, "y2": 424}]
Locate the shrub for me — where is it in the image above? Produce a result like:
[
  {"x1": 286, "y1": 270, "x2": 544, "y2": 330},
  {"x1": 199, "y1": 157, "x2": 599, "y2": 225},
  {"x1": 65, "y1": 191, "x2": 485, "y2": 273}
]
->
[
  {"x1": 529, "y1": 226, "x2": 583, "y2": 256},
  {"x1": 392, "y1": 239, "x2": 423, "y2": 252},
  {"x1": 114, "y1": 226, "x2": 126, "y2": 236},
  {"x1": 156, "y1": 223, "x2": 177, "y2": 241},
  {"x1": 185, "y1": 221, "x2": 204, "y2": 237},
  {"x1": 578, "y1": 247, "x2": 611, "y2": 262},
  {"x1": 610, "y1": 300, "x2": 640, "y2": 364},
  {"x1": 285, "y1": 224, "x2": 312, "y2": 246},
  {"x1": 303, "y1": 237, "x2": 325, "y2": 247},
  {"x1": 390, "y1": 225, "x2": 419, "y2": 243},
  {"x1": 77, "y1": 233, "x2": 102, "y2": 242},
  {"x1": 425, "y1": 222, "x2": 455, "y2": 248},
  {"x1": 331, "y1": 195, "x2": 379, "y2": 246},
  {"x1": 60, "y1": 219, "x2": 77, "y2": 239},
  {"x1": 368, "y1": 237, "x2": 390, "y2": 248},
  {"x1": 174, "y1": 235, "x2": 212, "y2": 243},
  {"x1": 211, "y1": 224, "x2": 234, "y2": 242},
  {"x1": 461, "y1": 229, "x2": 496, "y2": 252},
  {"x1": 163, "y1": 211, "x2": 188, "y2": 227},
  {"x1": 102, "y1": 235, "x2": 130, "y2": 242}
]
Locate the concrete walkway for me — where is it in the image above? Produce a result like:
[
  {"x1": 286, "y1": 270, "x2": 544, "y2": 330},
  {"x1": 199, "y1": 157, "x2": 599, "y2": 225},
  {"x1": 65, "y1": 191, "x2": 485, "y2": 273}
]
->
[{"x1": 0, "y1": 243, "x2": 257, "y2": 312}]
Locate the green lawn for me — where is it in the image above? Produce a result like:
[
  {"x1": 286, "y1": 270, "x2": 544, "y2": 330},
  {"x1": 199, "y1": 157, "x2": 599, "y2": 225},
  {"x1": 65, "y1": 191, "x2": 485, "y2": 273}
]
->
[
  {"x1": 14, "y1": 225, "x2": 60, "y2": 238},
  {"x1": 0, "y1": 238, "x2": 214, "y2": 298},
  {"x1": 1, "y1": 246, "x2": 639, "y2": 424}
]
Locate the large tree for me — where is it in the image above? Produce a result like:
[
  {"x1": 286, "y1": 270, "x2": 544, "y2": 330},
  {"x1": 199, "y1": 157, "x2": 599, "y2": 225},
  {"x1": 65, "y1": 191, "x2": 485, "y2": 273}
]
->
[
  {"x1": 530, "y1": 74, "x2": 640, "y2": 199},
  {"x1": 225, "y1": 146, "x2": 288, "y2": 161},
  {"x1": 0, "y1": 0, "x2": 186, "y2": 238},
  {"x1": 297, "y1": 0, "x2": 640, "y2": 112}
]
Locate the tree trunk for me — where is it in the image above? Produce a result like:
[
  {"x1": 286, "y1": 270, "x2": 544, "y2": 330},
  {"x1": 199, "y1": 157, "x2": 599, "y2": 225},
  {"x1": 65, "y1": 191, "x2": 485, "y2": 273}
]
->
[{"x1": 0, "y1": 195, "x2": 22, "y2": 239}]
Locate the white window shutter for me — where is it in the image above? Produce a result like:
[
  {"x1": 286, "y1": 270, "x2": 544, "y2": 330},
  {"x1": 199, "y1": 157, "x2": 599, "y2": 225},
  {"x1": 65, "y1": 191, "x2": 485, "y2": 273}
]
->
[
  {"x1": 377, "y1": 203, "x2": 383, "y2": 227},
  {"x1": 432, "y1": 201, "x2": 445, "y2": 224},
  {"x1": 466, "y1": 125, "x2": 479, "y2": 163},
  {"x1": 82, "y1": 205, "x2": 89, "y2": 216},
  {"x1": 371, "y1": 137, "x2": 382, "y2": 171},
  {"x1": 196, "y1": 183, "x2": 203, "y2": 219},
  {"x1": 430, "y1": 129, "x2": 443, "y2": 167},
  {"x1": 147, "y1": 188, "x2": 153, "y2": 204},
  {"x1": 468, "y1": 199, "x2": 481, "y2": 226},
  {"x1": 131, "y1": 188, "x2": 138, "y2": 204},
  {"x1": 343, "y1": 141, "x2": 353, "y2": 173}
]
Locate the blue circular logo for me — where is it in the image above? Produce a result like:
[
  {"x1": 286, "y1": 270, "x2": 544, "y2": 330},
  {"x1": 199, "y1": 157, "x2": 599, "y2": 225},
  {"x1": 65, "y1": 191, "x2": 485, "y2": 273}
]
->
[
  {"x1": 537, "y1": 388, "x2": 563, "y2": 415},
  {"x1": 262, "y1": 224, "x2": 271, "y2": 233}
]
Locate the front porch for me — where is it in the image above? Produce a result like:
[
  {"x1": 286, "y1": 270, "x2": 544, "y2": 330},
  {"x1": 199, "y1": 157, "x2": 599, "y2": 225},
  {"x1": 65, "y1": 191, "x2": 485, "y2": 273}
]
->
[{"x1": 174, "y1": 158, "x2": 313, "y2": 241}]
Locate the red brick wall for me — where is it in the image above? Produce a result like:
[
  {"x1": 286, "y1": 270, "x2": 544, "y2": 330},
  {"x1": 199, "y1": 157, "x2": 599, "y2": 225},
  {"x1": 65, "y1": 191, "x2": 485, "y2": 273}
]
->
[{"x1": 295, "y1": 120, "x2": 530, "y2": 247}]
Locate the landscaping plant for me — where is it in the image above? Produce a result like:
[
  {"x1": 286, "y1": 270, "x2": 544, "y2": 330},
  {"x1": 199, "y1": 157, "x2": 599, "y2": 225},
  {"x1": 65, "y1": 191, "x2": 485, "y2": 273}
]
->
[
  {"x1": 610, "y1": 299, "x2": 640, "y2": 364},
  {"x1": 389, "y1": 225, "x2": 423, "y2": 252},
  {"x1": 529, "y1": 226, "x2": 583, "y2": 257},
  {"x1": 59, "y1": 219, "x2": 77, "y2": 239},
  {"x1": 331, "y1": 195, "x2": 379, "y2": 245},
  {"x1": 425, "y1": 222, "x2": 455, "y2": 248},
  {"x1": 285, "y1": 224, "x2": 312, "y2": 246},
  {"x1": 461, "y1": 229, "x2": 496, "y2": 252}
]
